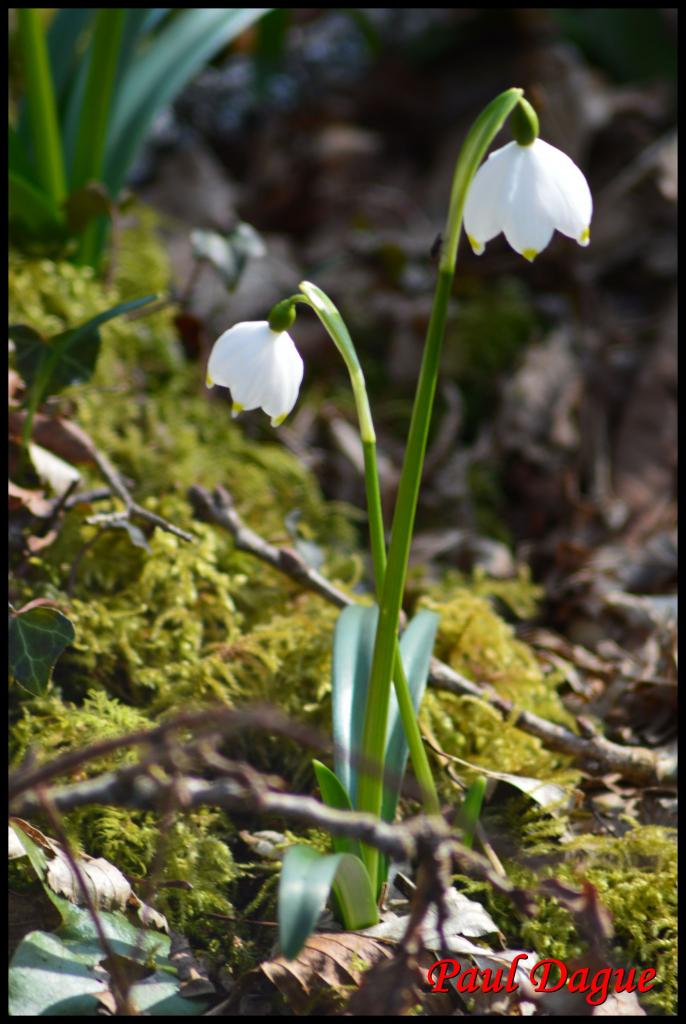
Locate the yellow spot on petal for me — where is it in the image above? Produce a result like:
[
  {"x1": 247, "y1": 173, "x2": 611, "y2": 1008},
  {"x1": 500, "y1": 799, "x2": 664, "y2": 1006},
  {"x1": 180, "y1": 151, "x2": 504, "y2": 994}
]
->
[
  {"x1": 579, "y1": 227, "x2": 591, "y2": 246},
  {"x1": 231, "y1": 403, "x2": 244, "y2": 418},
  {"x1": 205, "y1": 370, "x2": 214, "y2": 387},
  {"x1": 467, "y1": 234, "x2": 484, "y2": 255},
  {"x1": 522, "y1": 248, "x2": 537, "y2": 263},
  {"x1": 271, "y1": 412, "x2": 287, "y2": 427}
]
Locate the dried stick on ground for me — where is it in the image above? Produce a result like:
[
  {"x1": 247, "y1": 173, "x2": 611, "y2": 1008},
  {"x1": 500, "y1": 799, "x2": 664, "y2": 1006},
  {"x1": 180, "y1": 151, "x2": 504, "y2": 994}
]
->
[
  {"x1": 188, "y1": 484, "x2": 676, "y2": 788},
  {"x1": 11, "y1": 753, "x2": 516, "y2": 903}
]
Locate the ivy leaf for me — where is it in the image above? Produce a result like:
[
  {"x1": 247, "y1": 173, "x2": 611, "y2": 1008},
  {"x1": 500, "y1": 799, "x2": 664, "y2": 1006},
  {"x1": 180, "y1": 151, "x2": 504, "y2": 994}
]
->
[{"x1": 9, "y1": 605, "x2": 76, "y2": 694}]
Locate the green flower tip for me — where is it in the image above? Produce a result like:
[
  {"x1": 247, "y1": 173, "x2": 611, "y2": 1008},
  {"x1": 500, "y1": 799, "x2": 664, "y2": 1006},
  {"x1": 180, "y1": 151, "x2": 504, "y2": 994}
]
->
[{"x1": 268, "y1": 299, "x2": 297, "y2": 333}]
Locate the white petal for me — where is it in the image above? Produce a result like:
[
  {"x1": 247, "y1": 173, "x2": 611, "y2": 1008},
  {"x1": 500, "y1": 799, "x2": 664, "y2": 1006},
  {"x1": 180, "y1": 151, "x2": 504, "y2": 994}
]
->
[
  {"x1": 207, "y1": 321, "x2": 272, "y2": 396},
  {"x1": 501, "y1": 147, "x2": 556, "y2": 258},
  {"x1": 527, "y1": 139, "x2": 592, "y2": 244},
  {"x1": 464, "y1": 142, "x2": 520, "y2": 252},
  {"x1": 260, "y1": 332, "x2": 304, "y2": 420}
]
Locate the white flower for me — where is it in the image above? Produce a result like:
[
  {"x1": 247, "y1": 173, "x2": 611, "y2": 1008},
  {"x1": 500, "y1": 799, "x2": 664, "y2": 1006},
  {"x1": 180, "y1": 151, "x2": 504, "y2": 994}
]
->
[
  {"x1": 464, "y1": 138, "x2": 592, "y2": 262},
  {"x1": 206, "y1": 321, "x2": 304, "y2": 427}
]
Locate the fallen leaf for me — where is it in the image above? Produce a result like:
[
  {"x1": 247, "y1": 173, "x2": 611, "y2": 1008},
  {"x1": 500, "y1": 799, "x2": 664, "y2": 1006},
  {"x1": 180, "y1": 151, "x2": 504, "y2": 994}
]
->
[
  {"x1": 260, "y1": 932, "x2": 393, "y2": 1013},
  {"x1": 8, "y1": 411, "x2": 97, "y2": 464},
  {"x1": 8, "y1": 480, "x2": 54, "y2": 518}
]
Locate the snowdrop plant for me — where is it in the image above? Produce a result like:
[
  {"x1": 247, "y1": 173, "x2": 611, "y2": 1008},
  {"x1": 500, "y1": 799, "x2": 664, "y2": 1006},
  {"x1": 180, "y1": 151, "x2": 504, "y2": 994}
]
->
[{"x1": 205, "y1": 88, "x2": 592, "y2": 958}]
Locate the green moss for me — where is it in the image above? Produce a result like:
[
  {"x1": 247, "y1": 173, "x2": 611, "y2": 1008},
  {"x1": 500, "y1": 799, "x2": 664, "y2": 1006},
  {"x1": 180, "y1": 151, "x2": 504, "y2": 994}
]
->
[
  {"x1": 417, "y1": 588, "x2": 579, "y2": 785},
  {"x1": 468, "y1": 815, "x2": 677, "y2": 1014}
]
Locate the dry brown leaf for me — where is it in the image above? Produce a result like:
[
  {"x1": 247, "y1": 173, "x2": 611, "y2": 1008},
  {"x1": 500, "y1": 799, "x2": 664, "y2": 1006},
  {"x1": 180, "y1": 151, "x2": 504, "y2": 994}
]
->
[
  {"x1": 8, "y1": 480, "x2": 54, "y2": 518},
  {"x1": 47, "y1": 854, "x2": 132, "y2": 912},
  {"x1": 8, "y1": 411, "x2": 97, "y2": 464},
  {"x1": 9, "y1": 817, "x2": 169, "y2": 932},
  {"x1": 345, "y1": 948, "x2": 425, "y2": 1016},
  {"x1": 260, "y1": 932, "x2": 393, "y2": 1013}
]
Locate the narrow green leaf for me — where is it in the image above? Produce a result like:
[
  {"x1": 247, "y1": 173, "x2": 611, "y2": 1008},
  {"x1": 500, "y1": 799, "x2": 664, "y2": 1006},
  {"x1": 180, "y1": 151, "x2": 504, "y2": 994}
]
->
[
  {"x1": 278, "y1": 846, "x2": 377, "y2": 961},
  {"x1": 16, "y1": 9, "x2": 67, "y2": 206},
  {"x1": 46, "y1": 8, "x2": 96, "y2": 105},
  {"x1": 70, "y1": 8, "x2": 125, "y2": 266},
  {"x1": 9, "y1": 606, "x2": 76, "y2": 694},
  {"x1": 459, "y1": 777, "x2": 487, "y2": 849},
  {"x1": 9, "y1": 124, "x2": 36, "y2": 179},
  {"x1": 104, "y1": 9, "x2": 271, "y2": 193},
  {"x1": 72, "y1": 10, "x2": 126, "y2": 175},
  {"x1": 330, "y1": 854, "x2": 378, "y2": 932},
  {"x1": 331, "y1": 603, "x2": 380, "y2": 806},
  {"x1": 9, "y1": 172, "x2": 64, "y2": 235},
  {"x1": 312, "y1": 759, "x2": 362, "y2": 859},
  {"x1": 381, "y1": 610, "x2": 439, "y2": 824}
]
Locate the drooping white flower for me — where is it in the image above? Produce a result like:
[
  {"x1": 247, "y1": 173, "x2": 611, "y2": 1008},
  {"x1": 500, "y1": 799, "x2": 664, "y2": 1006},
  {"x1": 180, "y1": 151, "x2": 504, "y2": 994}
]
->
[
  {"x1": 464, "y1": 138, "x2": 592, "y2": 262},
  {"x1": 206, "y1": 320, "x2": 304, "y2": 427}
]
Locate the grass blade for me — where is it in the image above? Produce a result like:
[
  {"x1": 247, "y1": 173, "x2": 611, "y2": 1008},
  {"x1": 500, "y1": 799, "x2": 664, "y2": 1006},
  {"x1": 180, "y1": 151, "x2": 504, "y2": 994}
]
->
[
  {"x1": 46, "y1": 8, "x2": 96, "y2": 106},
  {"x1": 312, "y1": 759, "x2": 363, "y2": 859},
  {"x1": 70, "y1": 8, "x2": 125, "y2": 266}
]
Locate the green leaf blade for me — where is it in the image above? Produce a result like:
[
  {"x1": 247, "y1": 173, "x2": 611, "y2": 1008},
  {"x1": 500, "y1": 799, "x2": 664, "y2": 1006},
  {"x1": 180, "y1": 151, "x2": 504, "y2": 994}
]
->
[
  {"x1": 312, "y1": 759, "x2": 363, "y2": 859},
  {"x1": 381, "y1": 610, "x2": 439, "y2": 824},
  {"x1": 331, "y1": 603, "x2": 380, "y2": 807},
  {"x1": 278, "y1": 846, "x2": 378, "y2": 961},
  {"x1": 104, "y1": 9, "x2": 271, "y2": 193},
  {"x1": 9, "y1": 606, "x2": 76, "y2": 694}
]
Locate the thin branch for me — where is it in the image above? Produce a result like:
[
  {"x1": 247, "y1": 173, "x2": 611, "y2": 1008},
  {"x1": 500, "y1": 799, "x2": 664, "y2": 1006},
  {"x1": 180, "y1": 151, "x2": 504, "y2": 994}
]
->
[
  {"x1": 92, "y1": 448, "x2": 194, "y2": 543},
  {"x1": 13, "y1": 761, "x2": 516, "y2": 902},
  {"x1": 187, "y1": 484, "x2": 677, "y2": 788},
  {"x1": 188, "y1": 484, "x2": 351, "y2": 608}
]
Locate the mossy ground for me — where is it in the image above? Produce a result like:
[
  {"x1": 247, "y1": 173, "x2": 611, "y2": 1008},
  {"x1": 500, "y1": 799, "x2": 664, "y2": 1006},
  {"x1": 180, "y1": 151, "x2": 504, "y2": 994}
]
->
[{"x1": 9, "y1": 209, "x2": 676, "y2": 1008}]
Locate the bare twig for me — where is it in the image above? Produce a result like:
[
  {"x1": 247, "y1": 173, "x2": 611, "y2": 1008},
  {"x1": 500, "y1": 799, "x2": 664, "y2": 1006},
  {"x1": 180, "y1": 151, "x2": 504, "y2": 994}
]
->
[
  {"x1": 92, "y1": 448, "x2": 194, "y2": 543},
  {"x1": 13, "y1": 760, "x2": 515, "y2": 903},
  {"x1": 187, "y1": 484, "x2": 677, "y2": 788},
  {"x1": 188, "y1": 484, "x2": 350, "y2": 607},
  {"x1": 8, "y1": 705, "x2": 327, "y2": 803}
]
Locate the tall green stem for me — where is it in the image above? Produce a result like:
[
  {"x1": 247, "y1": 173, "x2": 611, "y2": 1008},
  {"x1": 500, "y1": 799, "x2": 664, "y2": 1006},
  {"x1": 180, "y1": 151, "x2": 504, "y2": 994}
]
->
[
  {"x1": 355, "y1": 87, "x2": 524, "y2": 886},
  {"x1": 294, "y1": 283, "x2": 440, "y2": 830}
]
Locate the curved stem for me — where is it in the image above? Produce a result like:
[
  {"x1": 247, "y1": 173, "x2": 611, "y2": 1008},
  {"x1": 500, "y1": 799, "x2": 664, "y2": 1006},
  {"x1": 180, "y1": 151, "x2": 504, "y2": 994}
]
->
[
  {"x1": 293, "y1": 286, "x2": 440, "y2": 835},
  {"x1": 355, "y1": 87, "x2": 524, "y2": 887}
]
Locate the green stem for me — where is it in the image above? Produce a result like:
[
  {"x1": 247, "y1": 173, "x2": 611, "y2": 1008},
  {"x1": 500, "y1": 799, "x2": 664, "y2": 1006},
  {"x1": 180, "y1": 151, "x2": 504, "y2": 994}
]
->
[
  {"x1": 363, "y1": 441, "x2": 440, "y2": 821},
  {"x1": 293, "y1": 285, "x2": 440, "y2": 835},
  {"x1": 17, "y1": 8, "x2": 66, "y2": 207},
  {"x1": 355, "y1": 87, "x2": 524, "y2": 887}
]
